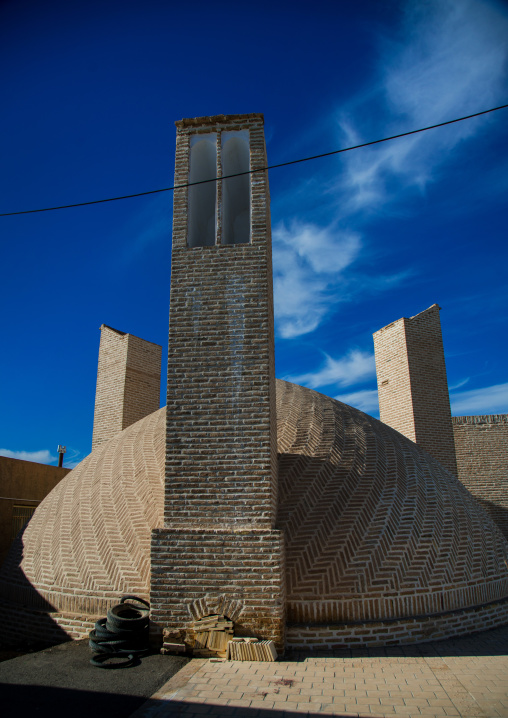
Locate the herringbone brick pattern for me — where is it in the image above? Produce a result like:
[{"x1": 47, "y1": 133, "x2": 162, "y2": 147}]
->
[
  {"x1": 276, "y1": 380, "x2": 508, "y2": 644},
  {"x1": 1, "y1": 383, "x2": 507, "y2": 647},
  {"x1": 0, "y1": 407, "x2": 165, "y2": 630}
]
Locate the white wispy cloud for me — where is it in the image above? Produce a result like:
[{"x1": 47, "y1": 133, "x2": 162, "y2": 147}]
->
[
  {"x1": 0, "y1": 446, "x2": 82, "y2": 468},
  {"x1": 338, "y1": 0, "x2": 508, "y2": 215},
  {"x1": 62, "y1": 447, "x2": 82, "y2": 469},
  {"x1": 273, "y1": 221, "x2": 360, "y2": 338},
  {"x1": 0, "y1": 449, "x2": 57, "y2": 464},
  {"x1": 449, "y1": 378, "x2": 470, "y2": 391},
  {"x1": 121, "y1": 194, "x2": 172, "y2": 264},
  {"x1": 273, "y1": 0, "x2": 508, "y2": 340},
  {"x1": 450, "y1": 382, "x2": 508, "y2": 415},
  {"x1": 272, "y1": 220, "x2": 408, "y2": 338},
  {"x1": 287, "y1": 349, "x2": 376, "y2": 390},
  {"x1": 334, "y1": 389, "x2": 379, "y2": 415}
]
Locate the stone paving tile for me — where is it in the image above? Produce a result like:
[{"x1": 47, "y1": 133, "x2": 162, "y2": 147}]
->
[{"x1": 131, "y1": 628, "x2": 508, "y2": 718}]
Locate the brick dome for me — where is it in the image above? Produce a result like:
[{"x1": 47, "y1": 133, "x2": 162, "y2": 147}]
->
[{"x1": 1, "y1": 380, "x2": 508, "y2": 646}]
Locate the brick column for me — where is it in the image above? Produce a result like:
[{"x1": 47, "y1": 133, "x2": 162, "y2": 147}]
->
[
  {"x1": 92, "y1": 325, "x2": 162, "y2": 450},
  {"x1": 373, "y1": 305, "x2": 457, "y2": 476},
  {"x1": 151, "y1": 114, "x2": 285, "y2": 651}
]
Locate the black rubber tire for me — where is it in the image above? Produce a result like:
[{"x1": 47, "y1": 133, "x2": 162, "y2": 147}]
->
[
  {"x1": 89, "y1": 637, "x2": 132, "y2": 653},
  {"x1": 92, "y1": 631, "x2": 148, "y2": 648},
  {"x1": 89, "y1": 628, "x2": 145, "y2": 645},
  {"x1": 90, "y1": 636, "x2": 150, "y2": 654},
  {"x1": 90, "y1": 618, "x2": 118, "y2": 641},
  {"x1": 106, "y1": 604, "x2": 149, "y2": 632},
  {"x1": 120, "y1": 595, "x2": 150, "y2": 611},
  {"x1": 105, "y1": 619, "x2": 149, "y2": 637},
  {"x1": 90, "y1": 652, "x2": 136, "y2": 669},
  {"x1": 94, "y1": 618, "x2": 116, "y2": 639}
]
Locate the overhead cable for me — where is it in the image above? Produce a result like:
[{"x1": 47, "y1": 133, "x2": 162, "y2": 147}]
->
[{"x1": 1, "y1": 103, "x2": 507, "y2": 218}]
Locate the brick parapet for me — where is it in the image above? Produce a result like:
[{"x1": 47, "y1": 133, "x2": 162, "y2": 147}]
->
[{"x1": 452, "y1": 414, "x2": 508, "y2": 425}]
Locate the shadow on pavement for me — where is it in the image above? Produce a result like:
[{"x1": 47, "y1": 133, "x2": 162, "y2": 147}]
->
[
  {"x1": 0, "y1": 639, "x2": 188, "y2": 718},
  {"x1": 1, "y1": 683, "x2": 151, "y2": 718}
]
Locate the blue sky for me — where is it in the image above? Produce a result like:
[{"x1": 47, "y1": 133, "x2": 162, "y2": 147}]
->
[{"x1": 1, "y1": 0, "x2": 507, "y2": 468}]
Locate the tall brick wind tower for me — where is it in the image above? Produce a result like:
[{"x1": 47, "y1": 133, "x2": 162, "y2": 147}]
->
[
  {"x1": 92, "y1": 325, "x2": 162, "y2": 450},
  {"x1": 373, "y1": 304, "x2": 457, "y2": 476},
  {"x1": 151, "y1": 114, "x2": 285, "y2": 650}
]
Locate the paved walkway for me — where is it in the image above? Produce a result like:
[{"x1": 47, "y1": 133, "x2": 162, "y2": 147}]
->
[{"x1": 132, "y1": 626, "x2": 508, "y2": 717}]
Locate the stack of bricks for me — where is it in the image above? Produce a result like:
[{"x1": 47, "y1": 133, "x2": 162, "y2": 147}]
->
[
  {"x1": 373, "y1": 304, "x2": 458, "y2": 476},
  {"x1": 92, "y1": 325, "x2": 162, "y2": 450},
  {"x1": 188, "y1": 614, "x2": 234, "y2": 658},
  {"x1": 150, "y1": 114, "x2": 285, "y2": 652},
  {"x1": 453, "y1": 414, "x2": 508, "y2": 540}
]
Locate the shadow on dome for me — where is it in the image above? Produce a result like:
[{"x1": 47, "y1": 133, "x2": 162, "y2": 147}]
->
[{"x1": 0, "y1": 525, "x2": 69, "y2": 649}]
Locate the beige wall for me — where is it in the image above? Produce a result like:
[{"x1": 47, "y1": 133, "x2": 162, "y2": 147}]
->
[{"x1": 0, "y1": 456, "x2": 70, "y2": 565}]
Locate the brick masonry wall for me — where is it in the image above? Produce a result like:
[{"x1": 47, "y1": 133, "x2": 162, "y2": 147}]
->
[
  {"x1": 150, "y1": 114, "x2": 285, "y2": 649},
  {"x1": 453, "y1": 415, "x2": 508, "y2": 540},
  {"x1": 92, "y1": 325, "x2": 161, "y2": 450},
  {"x1": 151, "y1": 528, "x2": 285, "y2": 651},
  {"x1": 0, "y1": 598, "x2": 98, "y2": 647},
  {"x1": 374, "y1": 304, "x2": 457, "y2": 476},
  {"x1": 1, "y1": 383, "x2": 508, "y2": 648},
  {"x1": 287, "y1": 597, "x2": 508, "y2": 649},
  {"x1": 277, "y1": 380, "x2": 508, "y2": 634}
]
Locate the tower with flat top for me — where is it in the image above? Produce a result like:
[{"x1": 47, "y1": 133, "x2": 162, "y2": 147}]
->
[
  {"x1": 150, "y1": 114, "x2": 285, "y2": 650},
  {"x1": 373, "y1": 304, "x2": 457, "y2": 476}
]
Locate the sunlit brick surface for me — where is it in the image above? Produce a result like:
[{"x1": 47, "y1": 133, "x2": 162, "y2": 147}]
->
[
  {"x1": 150, "y1": 113, "x2": 285, "y2": 649},
  {"x1": 0, "y1": 407, "x2": 166, "y2": 639},
  {"x1": 92, "y1": 324, "x2": 162, "y2": 450},
  {"x1": 276, "y1": 380, "x2": 508, "y2": 645},
  {"x1": 2, "y1": 381, "x2": 507, "y2": 647},
  {"x1": 374, "y1": 305, "x2": 457, "y2": 476}
]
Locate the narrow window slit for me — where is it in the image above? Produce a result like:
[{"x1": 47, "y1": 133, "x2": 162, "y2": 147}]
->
[
  {"x1": 187, "y1": 133, "x2": 217, "y2": 247},
  {"x1": 221, "y1": 130, "x2": 251, "y2": 245}
]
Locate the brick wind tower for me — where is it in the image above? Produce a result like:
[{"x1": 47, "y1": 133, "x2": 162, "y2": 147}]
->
[
  {"x1": 150, "y1": 114, "x2": 285, "y2": 650},
  {"x1": 92, "y1": 325, "x2": 162, "y2": 450},
  {"x1": 373, "y1": 304, "x2": 458, "y2": 476}
]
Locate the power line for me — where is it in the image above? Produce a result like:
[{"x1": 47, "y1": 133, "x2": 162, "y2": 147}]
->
[{"x1": 1, "y1": 103, "x2": 507, "y2": 218}]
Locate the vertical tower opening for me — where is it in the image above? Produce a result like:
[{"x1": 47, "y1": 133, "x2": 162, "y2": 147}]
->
[
  {"x1": 221, "y1": 130, "x2": 250, "y2": 245},
  {"x1": 188, "y1": 134, "x2": 217, "y2": 247}
]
